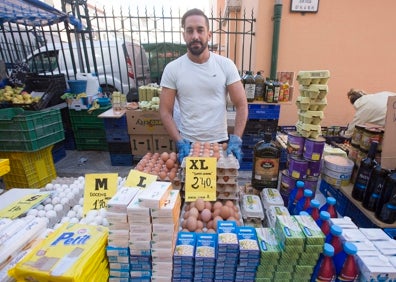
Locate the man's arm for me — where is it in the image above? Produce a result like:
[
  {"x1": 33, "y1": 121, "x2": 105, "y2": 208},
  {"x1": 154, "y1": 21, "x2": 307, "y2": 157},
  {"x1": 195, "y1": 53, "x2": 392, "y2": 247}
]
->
[
  {"x1": 159, "y1": 87, "x2": 183, "y2": 142},
  {"x1": 227, "y1": 80, "x2": 248, "y2": 137}
]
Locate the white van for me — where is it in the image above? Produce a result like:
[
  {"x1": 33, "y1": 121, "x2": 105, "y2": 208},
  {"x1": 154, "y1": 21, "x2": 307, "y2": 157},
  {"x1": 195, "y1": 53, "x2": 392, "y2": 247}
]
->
[{"x1": 25, "y1": 40, "x2": 150, "y2": 98}]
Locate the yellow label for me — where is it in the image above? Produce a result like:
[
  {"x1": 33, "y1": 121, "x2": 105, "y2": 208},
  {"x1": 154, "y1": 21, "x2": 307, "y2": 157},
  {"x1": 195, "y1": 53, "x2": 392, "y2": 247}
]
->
[
  {"x1": 185, "y1": 157, "x2": 217, "y2": 202},
  {"x1": 0, "y1": 193, "x2": 50, "y2": 219},
  {"x1": 83, "y1": 173, "x2": 118, "y2": 215},
  {"x1": 124, "y1": 169, "x2": 157, "y2": 189}
]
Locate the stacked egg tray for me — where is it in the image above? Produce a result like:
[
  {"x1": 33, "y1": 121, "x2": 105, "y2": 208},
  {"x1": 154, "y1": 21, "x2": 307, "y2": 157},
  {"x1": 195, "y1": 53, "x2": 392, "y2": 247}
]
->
[
  {"x1": 133, "y1": 151, "x2": 183, "y2": 189},
  {"x1": 180, "y1": 142, "x2": 240, "y2": 200},
  {"x1": 295, "y1": 70, "x2": 330, "y2": 138}
]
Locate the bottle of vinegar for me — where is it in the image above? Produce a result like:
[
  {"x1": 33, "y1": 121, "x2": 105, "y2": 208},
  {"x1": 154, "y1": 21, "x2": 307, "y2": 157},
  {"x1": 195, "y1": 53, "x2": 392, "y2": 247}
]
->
[
  {"x1": 252, "y1": 132, "x2": 280, "y2": 191},
  {"x1": 351, "y1": 141, "x2": 378, "y2": 201}
]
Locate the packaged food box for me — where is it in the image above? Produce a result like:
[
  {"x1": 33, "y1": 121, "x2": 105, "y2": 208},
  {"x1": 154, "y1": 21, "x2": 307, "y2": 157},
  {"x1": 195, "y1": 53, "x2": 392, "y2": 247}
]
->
[
  {"x1": 265, "y1": 205, "x2": 290, "y2": 228},
  {"x1": 107, "y1": 187, "x2": 140, "y2": 213},
  {"x1": 275, "y1": 215, "x2": 306, "y2": 248},
  {"x1": 255, "y1": 227, "x2": 281, "y2": 263},
  {"x1": 241, "y1": 194, "x2": 265, "y2": 220},
  {"x1": 260, "y1": 188, "x2": 284, "y2": 210},
  {"x1": 217, "y1": 220, "x2": 239, "y2": 251},
  {"x1": 137, "y1": 181, "x2": 173, "y2": 209},
  {"x1": 195, "y1": 233, "x2": 217, "y2": 262},
  {"x1": 173, "y1": 232, "x2": 196, "y2": 265},
  {"x1": 293, "y1": 215, "x2": 326, "y2": 246}
]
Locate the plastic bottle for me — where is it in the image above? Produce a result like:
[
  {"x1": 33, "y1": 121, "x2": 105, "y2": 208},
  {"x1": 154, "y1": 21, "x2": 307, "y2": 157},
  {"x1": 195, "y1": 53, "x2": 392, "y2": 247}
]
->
[
  {"x1": 294, "y1": 189, "x2": 313, "y2": 215},
  {"x1": 243, "y1": 71, "x2": 256, "y2": 102},
  {"x1": 336, "y1": 242, "x2": 359, "y2": 281},
  {"x1": 375, "y1": 170, "x2": 396, "y2": 224},
  {"x1": 287, "y1": 180, "x2": 305, "y2": 214},
  {"x1": 251, "y1": 132, "x2": 280, "y2": 191},
  {"x1": 362, "y1": 165, "x2": 389, "y2": 212},
  {"x1": 306, "y1": 199, "x2": 321, "y2": 221},
  {"x1": 316, "y1": 211, "x2": 331, "y2": 237},
  {"x1": 320, "y1": 197, "x2": 337, "y2": 218},
  {"x1": 312, "y1": 243, "x2": 336, "y2": 282},
  {"x1": 327, "y1": 225, "x2": 343, "y2": 252},
  {"x1": 351, "y1": 141, "x2": 378, "y2": 201},
  {"x1": 254, "y1": 71, "x2": 265, "y2": 101}
]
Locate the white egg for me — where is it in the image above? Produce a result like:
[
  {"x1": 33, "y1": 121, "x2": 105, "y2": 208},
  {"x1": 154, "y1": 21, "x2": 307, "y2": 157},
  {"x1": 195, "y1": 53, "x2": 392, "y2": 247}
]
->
[
  {"x1": 44, "y1": 204, "x2": 54, "y2": 211},
  {"x1": 60, "y1": 198, "x2": 69, "y2": 205},
  {"x1": 62, "y1": 184, "x2": 69, "y2": 190},
  {"x1": 45, "y1": 183, "x2": 54, "y2": 190},
  {"x1": 46, "y1": 210, "x2": 57, "y2": 218},
  {"x1": 67, "y1": 210, "x2": 76, "y2": 218},
  {"x1": 25, "y1": 214, "x2": 36, "y2": 221},
  {"x1": 72, "y1": 205, "x2": 81, "y2": 212},
  {"x1": 27, "y1": 209, "x2": 38, "y2": 216},
  {"x1": 58, "y1": 192, "x2": 66, "y2": 198},
  {"x1": 53, "y1": 223, "x2": 63, "y2": 229},
  {"x1": 51, "y1": 197, "x2": 60, "y2": 205},
  {"x1": 37, "y1": 210, "x2": 46, "y2": 217},
  {"x1": 101, "y1": 218, "x2": 109, "y2": 227},
  {"x1": 61, "y1": 217, "x2": 70, "y2": 223},
  {"x1": 43, "y1": 198, "x2": 52, "y2": 205},
  {"x1": 77, "y1": 209, "x2": 84, "y2": 218},
  {"x1": 78, "y1": 198, "x2": 84, "y2": 205},
  {"x1": 69, "y1": 217, "x2": 79, "y2": 223},
  {"x1": 99, "y1": 208, "x2": 107, "y2": 217},
  {"x1": 54, "y1": 204, "x2": 64, "y2": 213},
  {"x1": 54, "y1": 184, "x2": 61, "y2": 190},
  {"x1": 94, "y1": 215, "x2": 103, "y2": 225},
  {"x1": 86, "y1": 210, "x2": 99, "y2": 217}
]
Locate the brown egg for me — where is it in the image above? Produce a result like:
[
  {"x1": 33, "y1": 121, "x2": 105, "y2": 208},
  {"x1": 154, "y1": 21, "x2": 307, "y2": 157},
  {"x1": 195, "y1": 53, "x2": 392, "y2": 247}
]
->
[
  {"x1": 195, "y1": 228, "x2": 204, "y2": 233},
  {"x1": 183, "y1": 211, "x2": 190, "y2": 219},
  {"x1": 222, "y1": 143, "x2": 228, "y2": 151},
  {"x1": 181, "y1": 219, "x2": 187, "y2": 229},
  {"x1": 189, "y1": 201, "x2": 196, "y2": 209},
  {"x1": 200, "y1": 208, "x2": 212, "y2": 223},
  {"x1": 225, "y1": 200, "x2": 235, "y2": 208},
  {"x1": 159, "y1": 171, "x2": 167, "y2": 180},
  {"x1": 206, "y1": 220, "x2": 213, "y2": 229},
  {"x1": 169, "y1": 152, "x2": 177, "y2": 161},
  {"x1": 212, "y1": 208, "x2": 221, "y2": 218},
  {"x1": 213, "y1": 215, "x2": 223, "y2": 230},
  {"x1": 181, "y1": 228, "x2": 190, "y2": 232},
  {"x1": 186, "y1": 216, "x2": 198, "y2": 232},
  {"x1": 168, "y1": 170, "x2": 176, "y2": 181},
  {"x1": 212, "y1": 201, "x2": 223, "y2": 211},
  {"x1": 206, "y1": 228, "x2": 216, "y2": 234},
  {"x1": 196, "y1": 220, "x2": 204, "y2": 230},
  {"x1": 195, "y1": 198, "x2": 205, "y2": 212},
  {"x1": 165, "y1": 158, "x2": 175, "y2": 170},
  {"x1": 161, "y1": 152, "x2": 169, "y2": 162},
  {"x1": 189, "y1": 207, "x2": 199, "y2": 219},
  {"x1": 227, "y1": 216, "x2": 237, "y2": 222},
  {"x1": 204, "y1": 201, "x2": 212, "y2": 211},
  {"x1": 220, "y1": 206, "x2": 231, "y2": 219}
]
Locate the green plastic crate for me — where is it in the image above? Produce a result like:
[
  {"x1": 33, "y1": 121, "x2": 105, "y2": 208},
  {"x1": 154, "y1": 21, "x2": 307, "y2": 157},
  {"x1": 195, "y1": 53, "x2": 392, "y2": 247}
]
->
[
  {"x1": 0, "y1": 108, "x2": 65, "y2": 151},
  {"x1": 69, "y1": 106, "x2": 110, "y2": 129}
]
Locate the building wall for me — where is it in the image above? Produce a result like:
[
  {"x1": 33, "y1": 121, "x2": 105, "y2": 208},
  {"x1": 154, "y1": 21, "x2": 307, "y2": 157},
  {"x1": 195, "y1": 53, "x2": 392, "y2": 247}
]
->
[{"x1": 239, "y1": 0, "x2": 396, "y2": 127}]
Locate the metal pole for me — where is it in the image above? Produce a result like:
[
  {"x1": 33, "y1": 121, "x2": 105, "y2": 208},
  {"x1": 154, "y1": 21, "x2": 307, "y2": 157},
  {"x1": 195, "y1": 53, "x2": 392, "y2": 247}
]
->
[{"x1": 270, "y1": 0, "x2": 282, "y2": 80}]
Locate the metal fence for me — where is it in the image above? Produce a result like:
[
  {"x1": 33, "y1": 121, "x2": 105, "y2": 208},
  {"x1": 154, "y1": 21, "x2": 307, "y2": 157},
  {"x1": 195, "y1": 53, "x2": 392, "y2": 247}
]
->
[{"x1": 0, "y1": 4, "x2": 255, "y2": 97}]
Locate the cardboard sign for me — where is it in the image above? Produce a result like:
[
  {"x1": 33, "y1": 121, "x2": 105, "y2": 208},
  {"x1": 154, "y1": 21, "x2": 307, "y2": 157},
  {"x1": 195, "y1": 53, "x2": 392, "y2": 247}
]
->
[
  {"x1": 184, "y1": 157, "x2": 217, "y2": 202},
  {"x1": 381, "y1": 95, "x2": 396, "y2": 170},
  {"x1": 124, "y1": 169, "x2": 157, "y2": 189},
  {"x1": 83, "y1": 173, "x2": 118, "y2": 215},
  {"x1": 0, "y1": 193, "x2": 50, "y2": 219}
]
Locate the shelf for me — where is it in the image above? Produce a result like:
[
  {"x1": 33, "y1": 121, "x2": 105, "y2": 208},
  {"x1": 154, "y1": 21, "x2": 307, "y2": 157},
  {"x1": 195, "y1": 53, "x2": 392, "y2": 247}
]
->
[{"x1": 339, "y1": 184, "x2": 396, "y2": 229}]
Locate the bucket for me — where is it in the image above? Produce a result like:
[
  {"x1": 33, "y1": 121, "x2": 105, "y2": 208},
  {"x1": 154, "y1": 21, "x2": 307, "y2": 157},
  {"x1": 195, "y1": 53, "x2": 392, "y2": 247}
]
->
[
  {"x1": 68, "y1": 80, "x2": 87, "y2": 94},
  {"x1": 76, "y1": 73, "x2": 100, "y2": 96}
]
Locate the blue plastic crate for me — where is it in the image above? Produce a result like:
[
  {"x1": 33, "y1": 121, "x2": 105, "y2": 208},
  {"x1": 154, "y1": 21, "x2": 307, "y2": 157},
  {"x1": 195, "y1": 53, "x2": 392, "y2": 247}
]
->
[
  {"x1": 383, "y1": 228, "x2": 396, "y2": 240},
  {"x1": 239, "y1": 162, "x2": 252, "y2": 171},
  {"x1": 344, "y1": 202, "x2": 377, "y2": 228},
  {"x1": 105, "y1": 128, "x2": 130, "y2": 143},
  {"x1": 110, "y1": 153, "x2": 133, "y2": 166},
  {"x1": 319, "y1": 180, "x2": 349, "y2": 216},
  {"x1": 103, "y1": 116, "x2": 128, "y2": 130},
  {"x1": 248, "y1": 104, "x2": 280, "y2": 120},
  {"x1": 52, "y1": 143, "x2": 66, "y2": 163}
]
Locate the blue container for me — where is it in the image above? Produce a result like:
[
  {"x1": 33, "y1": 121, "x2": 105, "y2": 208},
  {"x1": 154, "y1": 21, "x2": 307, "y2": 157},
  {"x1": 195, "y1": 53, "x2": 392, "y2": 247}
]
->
[{"x1": 68, "y1": 80, "x2": 87, "y2": 94}]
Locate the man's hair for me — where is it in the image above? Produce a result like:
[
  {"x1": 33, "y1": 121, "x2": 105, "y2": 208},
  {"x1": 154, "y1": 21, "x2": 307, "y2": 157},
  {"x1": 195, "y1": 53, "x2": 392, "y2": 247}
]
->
[
  {"x1": 347, "y1": 89, "x2": 366, "y2": 105},
  {"x1": 181, "y1": 8, "x2": 209, "y2": 29}
]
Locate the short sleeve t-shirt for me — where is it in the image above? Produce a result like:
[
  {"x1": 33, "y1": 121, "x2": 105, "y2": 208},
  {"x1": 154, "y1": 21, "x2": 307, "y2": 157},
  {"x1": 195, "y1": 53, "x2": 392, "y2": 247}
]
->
[{"x1": 160, "y1": 53, "x2": 241, "y2": 142}]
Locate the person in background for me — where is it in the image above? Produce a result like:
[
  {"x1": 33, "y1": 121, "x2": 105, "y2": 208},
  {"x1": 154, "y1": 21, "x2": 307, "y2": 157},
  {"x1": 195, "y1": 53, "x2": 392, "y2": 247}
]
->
[
  {"x1": 343, "y1": 88, "x2": 396, "y2": 138},
  {"x1": 159, "y1": 8, "x2": 248, "y2": 163}
]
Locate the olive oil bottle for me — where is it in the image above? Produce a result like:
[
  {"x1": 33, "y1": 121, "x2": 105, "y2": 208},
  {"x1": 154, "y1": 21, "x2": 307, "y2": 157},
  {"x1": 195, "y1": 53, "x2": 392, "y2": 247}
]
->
[{"x1": 252, "y1": 132, "x2": 280, "y2": 191}]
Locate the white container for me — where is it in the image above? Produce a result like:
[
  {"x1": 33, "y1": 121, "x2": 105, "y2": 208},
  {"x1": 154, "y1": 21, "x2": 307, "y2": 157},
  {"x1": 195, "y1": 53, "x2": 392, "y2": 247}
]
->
[
  {"x1": 260, "y1": 188, "x2": 284, "y2": 210},
  {"x1": 241, "y1": 194, "x2": 265, "y2": 220},
  {"x1": 76, "y1": 73, "x2": 100, "y2": 97}
]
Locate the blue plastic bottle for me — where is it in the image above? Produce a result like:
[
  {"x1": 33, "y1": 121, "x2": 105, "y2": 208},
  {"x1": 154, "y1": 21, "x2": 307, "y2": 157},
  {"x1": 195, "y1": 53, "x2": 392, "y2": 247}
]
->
[
  {"x1": 294, "y1": 189, "x2": 313, "y2": 215},
  {"x1": 336, "y1": 242, "x2": 359, "y2": 281},
  {"x1": 311, "y1": 243, "x2": 336, "y2": 282},
  {"x1": 320, "y1": 196, "x2": 338, "y2": 218},
  {"x1": 316, "y1": 211, "x2": 331, "y2": 237},
  {"x1": 306, "y1": 199, "x2": 321, "y2": 221},
  {"x1": 287, "y1": 180, "x2": 305, "y2": 214}
]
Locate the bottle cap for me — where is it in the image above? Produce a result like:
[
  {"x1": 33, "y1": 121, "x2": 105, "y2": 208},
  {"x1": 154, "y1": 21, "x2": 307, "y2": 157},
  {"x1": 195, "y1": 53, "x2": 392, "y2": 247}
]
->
[
  {"x1": 330, "y1": 224, "x2": 343, "y2": 236},
  {"x1": 303, "y1": 189, "x2": 313, "y2": 197},
  {"x1": 296, "y1": 180, "x2": 305, "y2": 188},
  {"x1": 343, "y1": 242, "x2": 358, "y2": 255},
  {"x1": 299, "y1": 211, "x2": 310, "y2": 216},
  {"x1": 323, "y1": 243, "x2": 335, "y2": 256},
  {"x1": 326, "y1": 197, "x2": 336, "y2": 205},
  {"x1": 320, "y1": 211, "x2": 330, "y2": 220},
  {"x1": 310, "y1": 199, "x2": 320, "y2": 208}
]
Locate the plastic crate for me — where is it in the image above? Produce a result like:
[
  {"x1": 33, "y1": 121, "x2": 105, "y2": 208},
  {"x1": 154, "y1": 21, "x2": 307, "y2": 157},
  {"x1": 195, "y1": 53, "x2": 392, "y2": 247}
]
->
[
  {"x1": 319, "y1": 180, "x2": 349, "y2": 216},
  {"x1": 0, "y1": 158, "x2": 10, "y2": 177},
  {"x1": 383, "y1": 228, "x2": 396, "y2": 240},
  {"x1": 109, "y1": 153, "x2": 133, "y2": 166},
  {"x1": 64, "y1": 130, "x2": 76, "y2": 150},
  {"x1": 239, "y1": 162, "x2": 253, "y2": 171},
  {"x1": 108, "y1": 142, "x2": 132, "y2": 154},
  {"x1": 0, "y1": 107, "x2": 65, "y2": 151},
  {"x1": 0, "y1": 145, "x2": 56, "y2": 189},
  {"x1": 10, "y1": 73, "x2": 67, "y2": 110},
  {"x1": 103, "y1": 115, "x2": 128, "y2": 130},
  {"x1": 343, "y1": 202, "x2": 378, "y2": 228},
  {"x1": 248, "y1": 103, "x2": 281, "y2": 120},
  {"x1": 52, "y1": 142, "x2": 66, "y2": 163},
  {"x1": 75, "y1": 138, "x2": 109, "y2": 151},
  {"x1": 69, "y1": 106, "x2": 110, "y2": 129},
  {"x1": 73, "y1": 127, "x2": 106, "y2": 139}
]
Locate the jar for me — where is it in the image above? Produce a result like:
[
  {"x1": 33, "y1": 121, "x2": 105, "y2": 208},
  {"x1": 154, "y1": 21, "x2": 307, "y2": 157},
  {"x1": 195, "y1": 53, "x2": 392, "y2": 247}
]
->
[
  {"x1": 351, "y1": 124, "x2": 365, "y2": 147},
  {"x1": 360, "y1": 127, "x2": 383, "y2": 151},
  {"x1": 347, "y1": 144, "x2": 360, "y2": 164}
]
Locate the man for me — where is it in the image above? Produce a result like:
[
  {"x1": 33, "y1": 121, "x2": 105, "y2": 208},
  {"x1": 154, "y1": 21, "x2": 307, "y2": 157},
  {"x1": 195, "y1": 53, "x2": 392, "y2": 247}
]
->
[
  {"x1": 343, "y1": 88, "x2": 396, "y2": 138},
  {"x1": 160, "y1": 8, "x2": 248, "y2": 163}
]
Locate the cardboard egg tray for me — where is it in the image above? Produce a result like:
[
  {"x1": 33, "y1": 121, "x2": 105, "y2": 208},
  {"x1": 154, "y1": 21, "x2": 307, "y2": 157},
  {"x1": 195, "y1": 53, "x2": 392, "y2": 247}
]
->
[
  {"x1": 296, "y1": 70, "x2": 330, "y2": 86},
  {"x1": 295, "y1": 121, "x2": 322, "y2": 138}
]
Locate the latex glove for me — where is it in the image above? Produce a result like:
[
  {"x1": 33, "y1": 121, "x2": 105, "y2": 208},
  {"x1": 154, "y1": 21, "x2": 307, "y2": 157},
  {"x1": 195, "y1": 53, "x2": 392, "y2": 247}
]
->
[
  {"x1": 176, "y1": 139, "x2": 191, "y2": 164},
  {"x1": 226, "y1": 134, "x2": 243, "y2": 162}
]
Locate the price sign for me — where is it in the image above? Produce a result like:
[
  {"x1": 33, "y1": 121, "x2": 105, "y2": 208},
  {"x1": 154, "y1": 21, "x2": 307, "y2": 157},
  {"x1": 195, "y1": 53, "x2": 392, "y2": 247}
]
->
[
  {"x1": 185, "y1": 157, "x2": 217, "y2": 202},
  {"x1": 83, "y1": 173, "x2": 118, "y2": 215},
  {"x1": 0, "y1": 193, "x2": 50, "y2": 219},
  {"x1": 124, "y1": 169, "x2": 157, "y2": 189}
]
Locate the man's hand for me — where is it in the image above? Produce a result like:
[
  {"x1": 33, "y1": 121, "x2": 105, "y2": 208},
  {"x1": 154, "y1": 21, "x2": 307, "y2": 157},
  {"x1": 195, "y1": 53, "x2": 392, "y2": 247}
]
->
[
  {"x1": 226, "y1": 134, "x2": 243, "y2": 162},
  {"x1": 176, "y1": 139, "x2": 191, "y2": 164}
]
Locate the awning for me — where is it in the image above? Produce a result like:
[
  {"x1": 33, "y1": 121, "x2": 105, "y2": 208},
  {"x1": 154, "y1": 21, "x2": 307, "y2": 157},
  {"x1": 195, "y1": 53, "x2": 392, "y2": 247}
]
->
[{"x1": 0, "y1": 0, "x2": 70, "y2": 26}]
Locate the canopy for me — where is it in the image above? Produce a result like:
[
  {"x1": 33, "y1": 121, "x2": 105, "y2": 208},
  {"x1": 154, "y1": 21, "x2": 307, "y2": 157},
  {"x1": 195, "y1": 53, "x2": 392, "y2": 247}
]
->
[{"x1": 0, "y1": 0, "x2": 70, "y2": 26}]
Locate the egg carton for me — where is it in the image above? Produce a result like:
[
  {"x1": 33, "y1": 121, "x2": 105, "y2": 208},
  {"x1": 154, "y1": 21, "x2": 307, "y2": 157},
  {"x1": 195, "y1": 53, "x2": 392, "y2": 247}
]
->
[
  {"x1": 216, "y1": 191, "x2": 239, "y2": 200},
  {"x1": 299, "y1": 84, "x2": 328, "y2": 99},
  {"x1": 216, "y1": 175, "x2": 238, "y2": 184},
  {"x1": 217, "y1": 183, "x2": 239, "y2": 193},
  {"x1": 296, "y1": 121, "x2": 322, "y2": 139},
  {"x1": 298, "y1": 110, "x2": 324, "y2": 125},
  {"x1": 217, "y1": 167, "x2": 239, "y2": 177},
  {"x1": 296, "y1": 70, "x2": 330, "y2": 86}
]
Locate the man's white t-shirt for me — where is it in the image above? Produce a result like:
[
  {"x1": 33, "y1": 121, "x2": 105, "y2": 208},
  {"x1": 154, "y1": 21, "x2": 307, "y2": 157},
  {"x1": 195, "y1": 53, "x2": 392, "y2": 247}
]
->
[
  {"x1": 161, "y1": 52, "x2": 241, "y2": 142},
  {"x1": 344, "y1": 91, "x2": 396, "y2": 137}
]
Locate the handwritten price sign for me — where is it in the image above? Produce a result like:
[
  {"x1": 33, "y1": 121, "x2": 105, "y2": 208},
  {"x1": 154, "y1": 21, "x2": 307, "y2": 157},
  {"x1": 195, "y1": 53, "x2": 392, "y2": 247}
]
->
[{"x1": 185, "y1": 157, "x2": 217, "y2": 202}]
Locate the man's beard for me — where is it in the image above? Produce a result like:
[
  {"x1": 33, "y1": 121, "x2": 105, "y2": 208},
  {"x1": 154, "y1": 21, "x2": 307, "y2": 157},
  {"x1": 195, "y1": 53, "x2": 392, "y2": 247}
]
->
[{"x1": 187, "y1": 40, "x2": 208, "y2": 56}]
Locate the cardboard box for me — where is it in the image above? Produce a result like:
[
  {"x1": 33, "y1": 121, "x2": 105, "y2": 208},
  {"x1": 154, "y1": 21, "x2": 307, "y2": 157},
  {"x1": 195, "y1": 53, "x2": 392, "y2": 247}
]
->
[
  {"x1": 130, "y1": 135, "x2": 153, "y2": 156},
  {"x1": 126, "y1": 109, "x2": 167, "y2": 134},
  {"x1": 152, "y1": 134, "x2": 174, "y2": 152}
]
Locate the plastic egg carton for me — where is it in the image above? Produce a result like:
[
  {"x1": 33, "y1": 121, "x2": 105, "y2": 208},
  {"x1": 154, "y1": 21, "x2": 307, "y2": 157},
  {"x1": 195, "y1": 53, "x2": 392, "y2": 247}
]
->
[
  {"x1": 296, "y1": 70, "x2": 330, "y2": 86},
  {"x1": 296, "y1": 121, "x2": 322, "y2": 138}
]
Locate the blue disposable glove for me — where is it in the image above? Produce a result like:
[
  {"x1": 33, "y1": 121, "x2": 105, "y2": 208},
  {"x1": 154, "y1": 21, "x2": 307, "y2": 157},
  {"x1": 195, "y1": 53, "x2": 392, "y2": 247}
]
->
[
  {"x1": 176, "y1": 139, "x2": 191, "y2": 164},
  {"x1": 226, "y1": 134, "x2": 243, "y2": 162}
]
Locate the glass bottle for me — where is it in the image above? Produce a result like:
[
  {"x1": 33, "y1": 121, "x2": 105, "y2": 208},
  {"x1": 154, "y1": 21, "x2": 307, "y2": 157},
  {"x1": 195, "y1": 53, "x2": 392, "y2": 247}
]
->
[
  {"x1": 362, "y1": 165, "x2": 389, "y2": 212},
  {"x1": 320, "y1": 197, "x2": 337, "y2": 218},
  {"x1": 254, "y1": 71, "x2": 265, "y2": 101},
  {"x1": 336, "y1": 242, "x2": 359, "y2": 281},
  {"x1": 314, "y1": 243, "x2": 336, "y2": 282},
  {"x1": 287, "y1": 180, "x2": 305, "y2": 214},
  {"x1": 294, "y1": 189, "x2": 313, "y2": 215},
  {"x1": 375, "y1": 170, "x2": 396, "y2": 224},
  {"x1": 264, "y1": 78, "x2": 274, "y2": 103},
  {"x1": 316, "y1": 211, "x2": 331, "y2": 237},
  {"x1": 351, "y1": 141, "x2": 378, "y2": 201},
  {"x1": 273, "y1": 80, "x2": 281, "y2": 103},
  {"x1": 306, "y1": 199, "x2": 321, "y2": 221},
  {"x1": 252, "y1": 132, "x2": 280, "y2": 191},
  {"x1": 243, "y1": 71, "x2": 256, "y2": 102}
]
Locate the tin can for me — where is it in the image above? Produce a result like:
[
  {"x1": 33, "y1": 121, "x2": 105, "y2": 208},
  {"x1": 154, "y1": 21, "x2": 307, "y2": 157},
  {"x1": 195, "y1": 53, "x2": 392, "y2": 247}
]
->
[
  {"x1": 307, "y1": 159, "x2": 322, "y2": 177},
  {"x1": 279, "y1": 169, "x2": 298, "y2": 205},
  {"x1": 288, "y1": 155, "x2": 308, "y2": 179},
  {"x1": 304, "y1": 176, "x2": 319, "y2": 196},
  {"x1": 351, "y1": 124, "x2": 365, "y2": 147},
  {"x1": 287, "y1": 131, "x2": 305, "y2": 156},
  {"x1": 303, "y1": 136, "x2": 326, "y2": 161}
]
